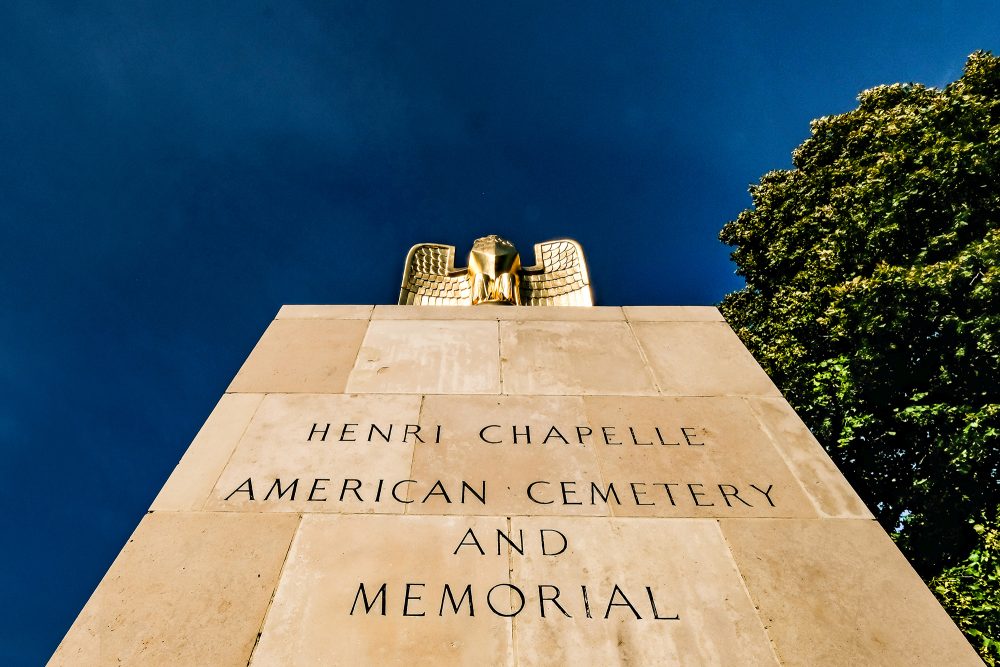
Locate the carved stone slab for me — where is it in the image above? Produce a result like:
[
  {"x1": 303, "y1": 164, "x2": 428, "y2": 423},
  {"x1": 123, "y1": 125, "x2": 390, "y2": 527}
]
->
[{"x1": 51, "y1": 306, "x2": 981, "y2": 666}]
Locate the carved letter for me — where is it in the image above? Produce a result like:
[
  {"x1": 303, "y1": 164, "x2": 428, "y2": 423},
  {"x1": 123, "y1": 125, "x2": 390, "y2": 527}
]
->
[
  {"x1": 681, "y1": 427, "x2": 704, "y2": 446},
  {"x1": 461, "y1": 480, "x2": 487, "y2": 505},
  {"x1": 540, "y1": 529, "x2": 568, "y2": 556},
  {"x1": 539, "y1": 585, "x2": 572, "y2": 618},
  {"x1": 350, "y1": 583, "x2": 386, "y2": 616},
  {"x1": 543, "y1": 426, "x2": 569, "y2": 445},
  {"x1": 526, "y1": 481, "x2": 553, "y2": 504},
  {"x1": 497, "y1": 529, "x2": 524, "y2": 556},
  {"x1": 403, "y1": 424, "x2": 425, "y2": 443},
  {"x1": 604, "y1": 584, "x2": 642, "y2": 619},
  {"x1": 688, "y1": 483, "x2": 714, "y2": 507},
  {"x1": 750, "y1": 483, "x2": 776, "y2": 507},
  {"x1": 403, "y1": 583, "x2": 426, "y2": 617},
  {"x1": 629, "y1": 427, "x2": 653, "y2": 446},
  {"x1": 264, "y1": 478, "x2": 298, "y2": 501},
  {"x1": 340, "y1": 479, "x2": 363, "y2": 502},
  {"x1": 487, "y1": 584, "x2": 525, "y2": 617},
  {"x1": 439, "y1": 584, "x2": 474, "y2": 616},
  {"x1": 719, "y1": 484, "x2": 752, "y2": 507},
  {"x1": 646, "y1": 587, "x2": 680, "y2": 620},
  {"x1": 479, "y1": 425, "x2": 502, "y2": 444},
  {"x1": 591, "y1": 482, "x2": 621, "y2": 505},
  {"x1": 224, "y1": 478, "x2": 254, "y2": 501},
  {"x1": 307, "y1": 423, "x2": 330, "y2": 442},
  {"x1": 423, "y1": 480, "x2": 451, "y2": 503},
  {"x1": 453, "y1": 528, "x2": 486, "y2": 556},
  {"x1": 369, "y1": 423, "x2": 393, "y2": 443},
  {"x1": 392, "y1": 480, "x2": 416, "y2": 503},
  {"x1": 308, "y1": 478, "x2": 329, "y2": 502}
]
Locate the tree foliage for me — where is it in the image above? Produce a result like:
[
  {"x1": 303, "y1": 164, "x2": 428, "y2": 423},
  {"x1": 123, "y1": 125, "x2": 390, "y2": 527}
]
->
[
  {"x1": 930, "y1": 509, "x2": 1000, "y2": 664},
  {"x1": 719, "y1": 51, "x2": 999, "y2": 655}
]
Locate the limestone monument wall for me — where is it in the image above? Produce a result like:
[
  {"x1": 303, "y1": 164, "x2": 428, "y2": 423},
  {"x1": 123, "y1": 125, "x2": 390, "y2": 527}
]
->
[{"x1": 50, "y1": 305, "x2": 981, "y2": 665}]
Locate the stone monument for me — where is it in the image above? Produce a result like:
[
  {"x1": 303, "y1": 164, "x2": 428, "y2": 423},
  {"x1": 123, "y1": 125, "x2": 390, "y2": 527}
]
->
[{"x1": 51, "y1": 237, "x2": 980, "y2": 665}]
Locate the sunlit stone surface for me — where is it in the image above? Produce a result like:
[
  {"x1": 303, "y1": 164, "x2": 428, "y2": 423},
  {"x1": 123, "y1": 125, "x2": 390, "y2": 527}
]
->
[{"x1": 51, "y1": 306, "x2": 981, "y2": 666}]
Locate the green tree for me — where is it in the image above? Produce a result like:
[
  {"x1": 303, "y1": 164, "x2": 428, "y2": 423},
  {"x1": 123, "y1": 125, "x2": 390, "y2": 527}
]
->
[
  {"x1": 719, "y1": 51, "x2": 999, "y2": 656},
  {"x1": 931, "y1": 509, "x2": 1000, "y2": 664}
]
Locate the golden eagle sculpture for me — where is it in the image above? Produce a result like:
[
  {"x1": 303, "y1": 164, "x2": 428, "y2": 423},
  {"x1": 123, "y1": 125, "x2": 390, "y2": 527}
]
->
[{"x1": 398, "y1": 235, "x2": 594, "y2": 306}]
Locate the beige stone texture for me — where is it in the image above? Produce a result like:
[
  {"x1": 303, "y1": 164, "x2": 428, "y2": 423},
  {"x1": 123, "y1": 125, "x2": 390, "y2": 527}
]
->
[
  {"x1": 488, "y1": 306, "x2": 623, "y2": 321},
  {"x1": 228, "y1": 318, "x2": 368, "y2": 393},
  {"x1": 374, "y1": 304, "x2": 506, "y2": 320},
  {"x1": 50, "y1": 512, "x2": 299, "y2": 667},
  {"x1": 151, "y1": 393, "x2": 264, "y2": 512},
  {"x1": 276, "y1": 304, "x2": 374, "y2": 319},
  {"x1": 250, "y1": 514, "x2": 514, "y2": 666},
  {"x1": 408, "y1": 394, "x2": 608, "y2": 517},
  {"x1": 500, "y1": 320, "x2": 657, "y2": 395},
  {"x1": 207, "y1": 393, "x2": 422, "y2": 513},
  {"x1": 346, "y1": 319, "x2": 501, "y2": 394},
  {"x1": 631, "y1": 321, "x2": 781, "y2": 396},
  {"x1": 583, "y1": 396, "x2": 817, "y2": 518},
  {"x1": 509, "y1": 516, "x2": 777, "y2": 666},
  {"x1": 721, "y1": 518, "x2": 981, "y2": 666},
  {"x1": 373, "y1": 304, "x2": 625, "y2": 321},
  {"x1": 59, "y1": 305, "x2": 973, "y2": 666},
  {"x1": 747, "y1": 397, "x2": 872, "y2": 519},
  {"x1": 623, "y1": 305, "x2": 724, "y2": 322}
]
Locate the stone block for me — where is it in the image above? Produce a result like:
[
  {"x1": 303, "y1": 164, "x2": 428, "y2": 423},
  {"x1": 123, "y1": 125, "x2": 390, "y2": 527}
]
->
[
  {"x1": 409, "y1": 394, "x2": 607, "y2": 516},
  {"x1": 623, "y1": 306, "x2": 724, "y2": 322},
  {"x1": 500, "y1": 320, "x2": 657, "y2": 395},
  {"x1": 276, "y1": 304, "x2": 374, "y2": 319},
  {"x1": 583, "y1": 396, "x2": 816, "y2": 518},
  {"x1": 509, "y1": 516, "x2": 778, "y2": 666},
  {"x1": 347, "y1": 320, "x2": 501, "y2": 394},
  {"x1": 207, "y1": 393, "x2": 423, "y2": 513},
  {"x1": 374, "y1": 304, "x2": 508, "y2": 320},
  {"x1": 746, "y1": 397, "x2": 871, "y2": 519},
  {"x1": 720, "y1": 518, "x2": 982, "y2": 665},
  {"x1": 631, "y1": 321, "x2": 781, "y2": 396},
  {"x1": 228, "y1": 318, "x2": 368, "y2": 393},
  {"x1": 50, "y1": 512, "x2": 299, "y2": 667},
  {"x1": 250, "y1": 514, "x2": 515, "y2": 666},
  {"x1": 151, "y1": 393, "x2": 264, "y2": 512},
  {"x1": 373, "y1": 305, "x2": 625, "y2": 321}
]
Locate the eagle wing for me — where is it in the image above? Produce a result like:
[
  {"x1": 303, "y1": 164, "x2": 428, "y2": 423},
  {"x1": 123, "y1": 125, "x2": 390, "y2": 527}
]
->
[
  {"x1": 519, "y1": 239, "x2": 594, "y2": 306},
  {"x1": 398, "y1": 243, "x2": 472, "y2": 305}
]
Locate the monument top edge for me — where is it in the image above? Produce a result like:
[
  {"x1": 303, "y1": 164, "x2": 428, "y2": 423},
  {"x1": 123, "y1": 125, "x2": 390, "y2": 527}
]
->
[{"x1": 274, "y1": 304, "x2": 725, "y2": 323}]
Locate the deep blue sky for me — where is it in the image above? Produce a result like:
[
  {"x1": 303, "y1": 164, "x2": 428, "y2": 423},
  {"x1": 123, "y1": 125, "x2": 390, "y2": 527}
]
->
[{"x1": 2, "y1": 1, "x2": 998, "y2": 663}]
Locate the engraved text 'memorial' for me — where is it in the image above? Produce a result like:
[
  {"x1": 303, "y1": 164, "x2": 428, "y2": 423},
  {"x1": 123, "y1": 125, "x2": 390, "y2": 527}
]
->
[{"x1": 398, "y1": 236, "x2": 593, "y2": 306}]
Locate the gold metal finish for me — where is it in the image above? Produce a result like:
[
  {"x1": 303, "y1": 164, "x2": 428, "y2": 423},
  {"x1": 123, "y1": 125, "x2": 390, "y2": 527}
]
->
[
  {"x1": 399, "y1": 236, "x2": 593, "y2": 306},
  {"x1": 468, "y1": 235, "x2": 522, "y2": 305}
]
